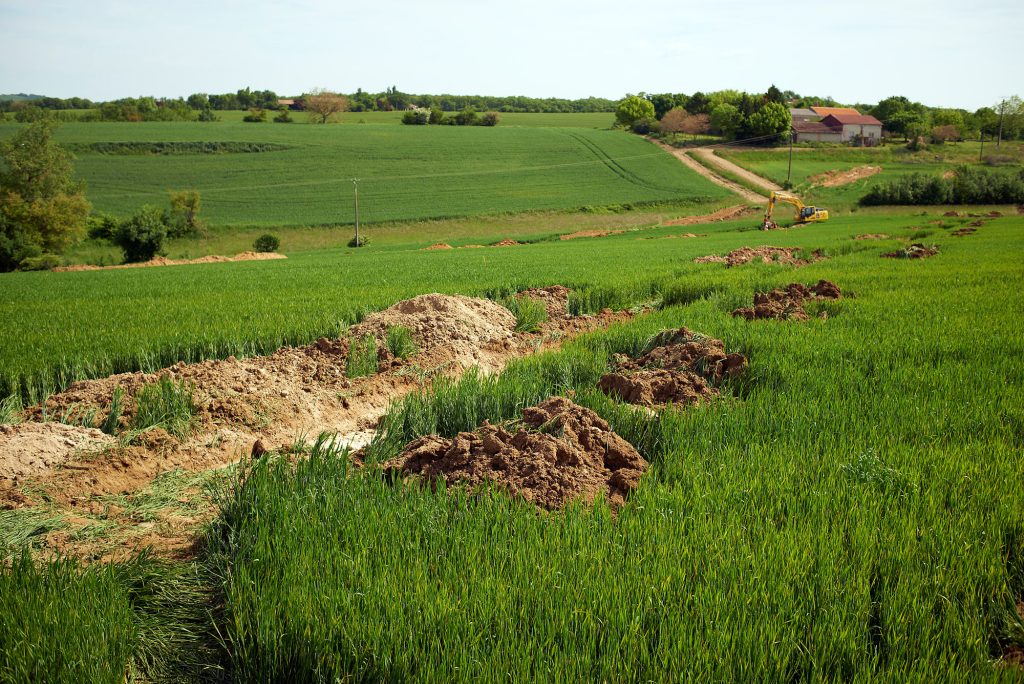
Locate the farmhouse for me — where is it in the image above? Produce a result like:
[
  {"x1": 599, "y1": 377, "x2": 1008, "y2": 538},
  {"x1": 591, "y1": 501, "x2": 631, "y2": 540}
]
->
[{"x1": 789, "y1": 106, "x2": 883, "y2": 145}]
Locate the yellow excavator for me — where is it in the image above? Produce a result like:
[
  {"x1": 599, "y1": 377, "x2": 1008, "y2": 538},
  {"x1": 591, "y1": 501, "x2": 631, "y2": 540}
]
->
[{"x1": 762, "y1": 191, "x2": 828, "y2": 230}]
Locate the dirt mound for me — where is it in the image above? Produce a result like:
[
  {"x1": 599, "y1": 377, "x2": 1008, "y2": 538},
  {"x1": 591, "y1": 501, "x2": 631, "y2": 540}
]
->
[
  {"x1": 382, "y1": 397, "x2": 646, "y2": 510},
  {"x1": 855, "y1": 234, "x2": 889, "y2": 240},
  {"x1": 55, "y1": 252, "x2": 286, "y2": 272},
  {"x1": 423, "y1": 243, "x2": 453, "y2": 251},
  {"x1": 943, "y1": 211, "x2": 961, "y2": 217},
  {"x1": 664, "y1": 204, "x2": 754, "y2": 226},
  {"x1": 492, "y1": 239, "x2": 521, "y2": 247},
  {"x1": 663, "y1": 232, "x2": 703, "y2": 239},
  {"x1": 598, "y1": 329, "x2": 746, "y2": 409},
  {"x1": 560, "y1": 229, "x2": 623, "y2": 240},
  {"x1": 695, "y1": 246, "x2": 818, "y2": 267},
  {"x1": 733, "y1": 280, "x2": 842, "y2": 321},
  {"x1": 809, "y1": 165, "x2": 882, "y2": 187},
  {"x1": 952, "y1": 227, "x2": 977, "y2": 237},
  {"x1": 516, "y1": 286, "x2": 570, "y2": 319},
  {"x1": 988, "y1": 211, "x2": 1003, "y2": 218},
  {"x1": 0, "y1": 422, "x2": 115, "y2": 482},
  {"x1": 882, "y1": 243, "x2": 939, "y2": 259}
]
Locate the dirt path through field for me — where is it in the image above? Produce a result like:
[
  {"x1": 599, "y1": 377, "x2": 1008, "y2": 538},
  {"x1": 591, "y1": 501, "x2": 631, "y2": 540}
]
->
[
  {"x1": 0, "y1": 289, "x2": 636, "y2": 562},
  {"x1": 689, "y1": 148, "x2": 782, "y2": 194},
  {"x1": 648, "y1": 138, "x2": 765, "y2": 204}
]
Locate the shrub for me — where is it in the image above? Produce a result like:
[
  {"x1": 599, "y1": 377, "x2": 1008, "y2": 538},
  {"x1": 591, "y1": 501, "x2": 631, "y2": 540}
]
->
[
  {"x1": 197, "y1": 107, "x2": 218, "y2": 122},
  {"x1": 860, "y1": 166, "x2": 1024, "y2": 206},
  {"x1": 386, "y1": 326, "x2": 418, "y2": 359},
  {"x1": 346, "y1": 334, "x2": 379, "y2": 378},
  {"x1": 253, "y1": 234, "x2": 280, "y2": 252},
  {"x1": 242, "y1": 108, "x2": 266, "y2": 123},
  {"x1": 87, "y1": 214, "x2": 118, "y2": 241},
  {"x1": 167, "y1": 190, "x2": 204, "y2": 238},
  {"x1": 429, "y1": 108, "x2": 445, "y2": 125},
  {"x1": 631, "y1": 117, "x2": 658, "y2": 135},
  {"x1": 272, "y1": 109, "x2": 293, "y2": 123},
  {"x1": 18, "y1": 253, "x2": 61, "y2": 271},
  {"x1": 130, "y1": 375, "x2": 196, "y2": 439},
  {"x1": 479, "y1": 111, "x2": 500, "y2": 127},
  {"x1": 402, "y1": 110, "x2": 429, "y2": 125},
  {"x1": 454, "y1": 108, "x2": 478, "y2": 126},
  {"x1": 113, "y1": 206, "x2": 167, "y2": 263},
  {"x1": 347, "y1": 235, "x2": 369, "y2": 248}
]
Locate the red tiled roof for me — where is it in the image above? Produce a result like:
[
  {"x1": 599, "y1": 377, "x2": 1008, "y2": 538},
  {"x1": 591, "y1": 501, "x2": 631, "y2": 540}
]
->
[
  {"x1": 793, "y1": 120, "x2": 840, "y2": 134},
  {"x1": 811, "y1": 106, "x2": 861, "y2": 117},
  {"x1": 822, "y1": 113, "x2": 883, "y2": 126}
]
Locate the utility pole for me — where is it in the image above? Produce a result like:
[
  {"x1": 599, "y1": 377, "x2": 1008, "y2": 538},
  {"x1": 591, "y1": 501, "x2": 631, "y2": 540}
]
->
[
  {"x1": 786, "y1": 128, "x2": 795, "y2": 188},
  {"x1": 979, "y1": 131, "x2": 984, "y2": 162},
  {"x1": 997, "y1": 99, "x2": 1005, "y2": 148},
  {"x1": 351, "y1": 178, "x2": 360, "y2": 247}
]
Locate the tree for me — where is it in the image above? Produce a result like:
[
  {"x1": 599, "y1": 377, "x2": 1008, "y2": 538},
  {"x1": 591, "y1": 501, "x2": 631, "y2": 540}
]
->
[
  {"x1": 615, "y1": 95, "x2": 655, "y2": 127},
  {"x1": 887, "y1": 110, "x2": 927, "y2": 140},
  {"x1": 647, "y1": 93, "x2": 682, "y2": 120},
  {"x1": 113, "y1": 206, "x2": 167, "y2": 263},
  {"x1": 709, "y1": 103, "x2": 743, "y2": 140},
  {"x1": 765, "y1": 84, "x2": 785, "y2": 104},
  {"x1": 660, "y1": 108, "x2": 709, "y2": 141},
  {"x1": 931, "y1": 125, "x2": 960, "y2": 144},
  {"x1": 746, "y1": 102, "x2": 791, "y2": 141},
  {"x1": 681, "y1": 113, "x2": 711, "y2": 140},
  {"x1": 168, "y1": 190, "x2": 203, "y2": 237},
  {"x1": 0, "y1": 120, "x2": 90, "y2": 271},
  {"x1": 305, "y1": 89, "x2": 348, "y2": 124}
]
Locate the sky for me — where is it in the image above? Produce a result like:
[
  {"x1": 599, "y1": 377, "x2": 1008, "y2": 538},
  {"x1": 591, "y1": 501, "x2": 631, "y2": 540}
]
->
[{"x1": 0, "y1": 0, "x2": 1020, "y2": 110}]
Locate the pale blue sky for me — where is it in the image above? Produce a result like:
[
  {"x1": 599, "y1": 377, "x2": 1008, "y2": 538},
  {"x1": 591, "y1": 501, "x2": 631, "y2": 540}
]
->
[{"x1": 1, "y1": 0, "x2": 1019, "y2": 109}]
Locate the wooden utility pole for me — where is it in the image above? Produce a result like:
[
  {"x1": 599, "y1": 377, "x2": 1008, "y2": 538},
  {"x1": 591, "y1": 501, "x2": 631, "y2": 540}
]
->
[
  {"x1": 997, "y1": 99, "x2": 1005, "y2": 148},
  {"x1": 979, "y1": 132, "x2": 984, "y2": 162},
  {"x1": 351, "y1": 178, "x2": 360, "y2": 247},
  {"x1": 786, "y1": 129, "x2": 795, "y2": 187}
]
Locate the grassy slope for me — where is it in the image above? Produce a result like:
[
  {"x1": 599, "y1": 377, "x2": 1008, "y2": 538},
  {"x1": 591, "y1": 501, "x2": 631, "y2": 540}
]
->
[
  {"x1": 719, "y1": 142, "x2": 1024, "y2": 211},
  {"x1": 0, "y1": 121, "x2": 727, "y2": 227},
  {"x1": 207, "y1": 217, "x2": 1024, "y2": 680}
]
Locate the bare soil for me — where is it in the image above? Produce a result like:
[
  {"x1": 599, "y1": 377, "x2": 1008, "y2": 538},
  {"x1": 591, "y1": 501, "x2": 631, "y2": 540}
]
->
[
  {"x1": 809, "y1": 166, "x2": 882, "y2": 187},
  {"x1": 517, "y1": 285, "x2": 570, "y2": 319},
  {"x1": 663, "y1": 204, "x2": 756, "y2": 226},
  {"x1": 492, "y1": 239, "x2": 521, "y2": 247},
  {"x1": 55, "y1": 251, "x2": 286, "y2": 272},
  {"x1": 598, "y1": 329, "x2": 746, "y2": 409},
  {"x1": 854, "y1": 234, "x2": 889, "y2": 240},
  {"x1": 382, "y1": 396, "x2": 647, "y2": 510},
  {"x1": 733, "y1": 280, "x2": 842, "y2": 321},
  {"x1": 559, "y1": 229, "x2": 624, "y2": 240},
  {"x1": 1, "y1": 291, "x2": 635, "y2": 560},
  {"x1": 690, "y1": 148, "x2": 782, "y2": 194},
  {"x1": 695, "y1": 246, "x2": 820, "y2": 267},
  {"x1": 882, "y1": 244, "x2": 939, "y2": 259},
  {"x1": 423, "y1": 243, "x2": 454, "y2": 250},
  {"x1": 647, "y1": 138, "x2": 765, "y2": 204}
]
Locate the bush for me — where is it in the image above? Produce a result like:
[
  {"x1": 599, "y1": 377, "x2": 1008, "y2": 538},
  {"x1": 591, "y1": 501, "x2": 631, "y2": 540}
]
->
[
  {"x1": 272, "y1": 109, "x2": 292, "y2": 123},
  {"x1": 429, "y1": 108, "x2": 445, "y2": 125},
  {"x1": 631, "y1": 117, "x2": 658, "y2": 135},
  {"x1": 197, "y1": 108, "x2": 218, "y2": 122},
  {"x1": 454, "y1": 108, "x2": 478, "y2": 126},
  {"x1": 87, "y1": 214, "x2": 118, "y2": 241},
  {"x1": 253, "y1": 233, "x2": 280, "y2": 252},
  {"x1": 18, "y1": 253, "x2": 61, "y2": 271},
  {"x1": 347, "y1": 235, "x2": 369, "y2": 248},
  {"x1": 242, "y1": 108, "x2": 266, "y2": 123},
  {"x1": 860, "y1": 166, "x2": 1024, "y2": 206},
  {"x1": 479, "y1": 111, "x2": 500, "y2": 127},
  {"x1": 114, "y1": 206, "x2": 167, "y2": 263},
  {"x1": 402, "y1": 110, "x2": 429, "y2": 125}
]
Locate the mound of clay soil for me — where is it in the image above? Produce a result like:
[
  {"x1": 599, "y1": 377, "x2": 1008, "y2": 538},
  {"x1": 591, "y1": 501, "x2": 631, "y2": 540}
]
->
[
  {"x1": 943, "y1": 211, "x2": 961, "y2": 217},
  {"x1": 382, "y1": 396, "x2": 646, "y2": 510},
  {"x1": 733, "y1": 280, "x2": 842, "y2": 321},
  {"x1": 492, "y1": 239, "x2": 521, "y2": 247},
  {"x1": 855, "y1": 234, "x2": 889, "y2": 240},
  {"x1": 809, "y1": 165, "x2": 882, "y2": 188},
  {"x1": 695, "y1": 246, "x2": 819, "y2": 267},
  {"x1": 952, "y1": 227, "x2": 977, "y2": 237},
  {"x1": 664, "y1": 204, "x2": 755, "y2": 227},
  {"x1": 882, "y1": 243, "x2": 939, "y2": 259},
  {"x1": 0, "y1": 423, "x2": 115, "y2": 482},
  {"x1": 598, "y1": 328, "x2": 746, "y2": 409},
  {"x1": 516, "y1": 286, "x2": 570, "y2": 319},
  {"x1": 560, "y1": 229, "x2": 623, "y2": 240},
  {"x1": 55, "y1": 252, "x2": 286, "y2": 272},
  {"x1": 423, "y1": 243, "x2": 453, "y2": 251}
]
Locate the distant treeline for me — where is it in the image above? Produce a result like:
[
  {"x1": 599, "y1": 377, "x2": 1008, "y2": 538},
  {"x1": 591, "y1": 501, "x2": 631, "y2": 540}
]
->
[{"x1": 860, "y1": 166, "x2": 1024, "y2": 205}]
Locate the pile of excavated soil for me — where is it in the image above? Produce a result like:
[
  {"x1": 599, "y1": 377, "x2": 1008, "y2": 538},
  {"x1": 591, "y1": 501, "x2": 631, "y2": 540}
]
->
[
  {"x1": 952, "y1": 227, "x2": 978, "y2": 237},
  {"x1": 55, "y1": 252, "x2": 286, "y2": 272},
  {"x1": 855, "y1": 234, "x2": 889, "y2": 240},
  {"x1": 943, "y1": 211, "x2": 962, "y2": 217},
  {"x1": 661, "y1": 232, "x2": 704, "y2": 239},
  {"x1": 0, "y1": 423, "x2": 115, "y2": 482},
  {"x1": 809, "y1": 166, "x2": 882, "y2": 187},
  {"x1": 422, "y1": 243, "x2": 453, "y2": 251},
  {"x1": 733, "y1": 280, "x2": 842, "y2": 321},
  {"x1": 695, "y1": 246, "x2": 819, "y2": 267},
  {"x1": 353, "y1": 293, "x2": 518, "y2": 371},
  {"x1": 516, "y1": 285, "x2": 570, "y2": 319},
  {"x1": 382, "y1": 396, "x2": 646, "y2": 510},
  {"x1": 598, "y1": 328, "x2": 746, "y2": 409},
  {"x1": 664, "y1": 204, "x2": 755, "y2": 226},
  {"x1": 882, "y1": 243, "x2": 939, "y2": 259},
  {"x1": 560, "y1": 229, "x2": 624, "y2": 240},
  {"x1": 492, "y1": 239, "x2": 521, "y2": 247}
]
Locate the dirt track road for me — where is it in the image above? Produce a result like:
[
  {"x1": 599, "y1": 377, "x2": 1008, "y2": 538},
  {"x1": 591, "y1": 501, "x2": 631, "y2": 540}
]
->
[
  {"x1": 649, "y1": 138, "x2": 764, "y2": 204},
  {"x1": 690, "y1": 148, "x2": 783, "y2": 194}
]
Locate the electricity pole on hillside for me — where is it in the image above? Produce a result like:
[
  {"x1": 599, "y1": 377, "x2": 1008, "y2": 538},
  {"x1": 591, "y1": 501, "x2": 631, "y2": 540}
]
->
[
  {"x1": 997, "y1": 99, "x2": 1006, "y2": 148},
  {"x1": 786, "y1": 128, "x2": 795, "y2": 188},
  {"x1": 351, "y1": 178, "x2": 361, "y2": 247}
]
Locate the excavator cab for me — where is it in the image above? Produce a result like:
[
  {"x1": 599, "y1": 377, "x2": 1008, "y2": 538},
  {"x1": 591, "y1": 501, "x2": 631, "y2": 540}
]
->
[{"x1": 762, "y1": 191, "x2": 829, "y2": 230}]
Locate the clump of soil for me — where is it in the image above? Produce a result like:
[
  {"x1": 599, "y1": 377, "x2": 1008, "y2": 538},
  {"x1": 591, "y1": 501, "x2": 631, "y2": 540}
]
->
[
  {"x1": 855, "y1": 233, "x2": 889, "y2": 240},
  {"x1": 733, "y1": 280, "x2": 842, "y2": 321},
  {"x1": 943, "y1": 211, "x2": 961, "y2": 217},
  {"x1": 695, "y1": 246, "x2": 820, "y2": 267},
  {"x1": 988, "y1": 211, "x2": 1003, "y2": 218},
  {"x1": 423, "y1": 243, "x2": 453, "y2": 251},
  {"x1": 951, "y1": 227, "x2": 977, "y2": 237},
  {"x1": 809, "y1": 165, "x2": 882, "y2": 187},
  {"x1": 560, "y1": 229, "x2": 623, "y2": 240},
  {"x1": 492, "y1": 239, "x2": 521, "y2": 247},
  {"x1": 382, "y1": 396, "x2": 647, "y2": 510},
  {"x1": 0, "y1": 423, "x2": 115, "y2": 482},
  {"x1": 662, "y1": 232, "x2": 703, "y2": 239},
  {"x1": 664, "y1": 204, "x2": 754, "y2": 226},
  {"x1": 55, "y1": 252, "x2": 286, "y2": 272},
  {"x1": 598, "y1": 328, "x2": 746, "y2": 409},
  {"x1": 882, "y1": 243, "x2": 939, "y2": 259},
  {"x1": 516, "y1": 285, "x2": 570, "y2": 319}
]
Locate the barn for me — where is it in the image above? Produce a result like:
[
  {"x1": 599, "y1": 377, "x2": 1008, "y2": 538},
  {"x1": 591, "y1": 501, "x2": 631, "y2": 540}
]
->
[{"x1": 789, "y1": 107, "x2": 883, "y2": 145}]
